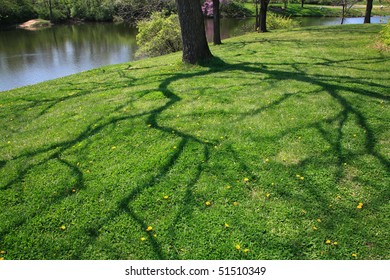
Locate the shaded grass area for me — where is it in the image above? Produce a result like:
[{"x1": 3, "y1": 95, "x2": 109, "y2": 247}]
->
[{"x1": 0, "y1": 24, "x2": 389, "y2": 260}]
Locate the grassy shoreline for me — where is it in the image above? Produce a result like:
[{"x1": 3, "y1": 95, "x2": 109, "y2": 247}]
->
[
  {"x1": 243, "y1": 3, "x2": 390, "y2": 17},
  {"x1": 0, "y1": 24, "x2": 389, "y2": 260}
]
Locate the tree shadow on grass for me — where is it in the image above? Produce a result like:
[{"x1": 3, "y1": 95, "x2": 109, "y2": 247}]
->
[{"x1": 0, "y1": 49, "x2": 389, "y2": 259}]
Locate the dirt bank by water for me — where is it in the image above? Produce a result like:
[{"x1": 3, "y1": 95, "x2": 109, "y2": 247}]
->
[{"x1": 19, "y1": 19, "x2": 52, "y2": 30}]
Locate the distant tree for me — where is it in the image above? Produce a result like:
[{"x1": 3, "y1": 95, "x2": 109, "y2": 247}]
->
[
  {"x1": 114, "y1": 0, "x2": 176, "y2": 23},
  {"x1": 364, "y1": 0, "x2": 373, "y2": 23},
  {"x1": 282, "y1": 0, "x2": 288, "y2": 10},
  {"x1": 339, "y1": 0, "x2": 359, "y2": 24},
  {"x1": 176, "y1": 0, "x2": 213, "y2": 64},
  {"x1": 254, "y1": 0, "x2": 259, "y2": 30},
  {"x1": 48, "y1": 0, "x2": 53, "y2": 21}
]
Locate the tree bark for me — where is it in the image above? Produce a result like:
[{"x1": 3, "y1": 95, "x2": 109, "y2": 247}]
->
[
  {"x1": 48, "y1": 0, "x2": 53, "y2": 22},
  {"x1": 364, "y1": 0, "x2": 373, "y2": 23},
  {"x1": 255, "y1": 0, "x2": 260, "y2": 30},
  {"x1": 176, "y1": 0, "x2": 213, "y2": 64},
  {"x1": 259, "y1": 0, "x2": 269, "y2": 33},
  {"x1": 213, "y1": 0, "x2": 222, "y2": 45}
]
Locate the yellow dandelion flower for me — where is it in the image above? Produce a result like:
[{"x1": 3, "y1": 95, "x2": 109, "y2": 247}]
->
[
  {"x1": 60, "y1": 225, "x2": 66, "y2": 231},
  {"x1": 296, "y1": 174, "x2": 301, "y2": 178},
  {"x1": 235, "y1": 244, "x2": 241, "y2": 250},
  {"x1": 226, "y1": 185, "x2": 231, "y2": 189},
  {"x1": 163, "y1": 195, "x2": 169, "y2": 199},
  {"x1": 147, "y1": 124, "x2": 152, "y2": 127},
  {"x1": 111, "y1": 146, "x2": 116, "y2": 150},
  {"x1": 72, "y1": 188, "x2": 76, "y2": 193},
  {"x1": 313, "y1": 226, "x2": 318, "y2": 231},
  {"x1": 233, "y1": 201, "x2": 238, "y2": 206},
  {"x1": 325, "y1": 240, "x2": 331, "y2": 245},
  {"x1": 224, "y1": 223, "x2": 230, "y2": 228},
  {"x1": 352, "y1": 253, "x2": 357, "y2": 257},
  {"x1": 173, "y1": 146, "x2": 177, "y2": 149},
  {"x1": 333, "y1": 242, "x2": 338, "y2": 246},
  {"x1": 140, "y1": 237, "x2": 146, "y2": 241},
  {"x1": 205, "y1": 201, "x2": 211, "y2": 206},
  {"x1": 146, "y1": 226, "x2": 153, "y2": 232},
  {"x1": 243, "y1": 248, "x2": 250, "y2": 253},
  {"x1": 153, "y1": 234, "x2": 157, "y2": 238},
  {"x1": 0, "y1": 250, "x2": 6, "y2": 254},
  {"x1": 300, "y1": 176, "x2": 304, "y2": 180},
  {"x1": 244, "y1": 178, "x2": 249, "y2": 183},
  {"x1": 357, "y1": 202, "x2": 363, "y2": 209},
  {"x1": 0, "y1": 257, "x2": 4, "y2": 260},
  {"x1": 264, "y1": 158, "x2": 269, "y2": 163},
  {"x1": 266, "y1": 193, "x2": 271, "y2": 198},
  {"x1": 317, "y1": 218, "x2": 322, "y2": 223}
]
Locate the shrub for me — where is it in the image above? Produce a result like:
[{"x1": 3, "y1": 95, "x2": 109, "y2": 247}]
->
[
  {"x1": 136, "y1": 12, "x2": 182, "y2": 58},
  {"x1": 381, "y1": 21, "x2": 390, "y2": 46},
  {"x1": 267, "y1": 13, "x2": 299, "y2": 30}
]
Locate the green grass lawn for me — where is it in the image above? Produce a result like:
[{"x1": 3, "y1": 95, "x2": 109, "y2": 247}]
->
[{"x1": 0, "y1": 24, "x2": 389, "y2": 260}]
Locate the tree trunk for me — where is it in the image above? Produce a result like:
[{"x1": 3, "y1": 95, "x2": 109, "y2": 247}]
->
[
  {"x1": 255, "y1": 0, "x2": 260, "y2": 30},
  {"x1": 259, "y1": 0, "x2": 269, "y2": 33},
  {"x1": 301, "y1": 0, "x2": 304, "y2": 8},
  {"x1": 48, "y1": 0, "x2": 53, "y2": 22},
  {"x1": 213, "y1": 0, "x2": 222, "y2": 45},
  {"x1": 176, "y1": 0, "x2": 213, "y2": 64},
  {"x1": 364, "y1": 0, "x2": 373, "y2": 23}
]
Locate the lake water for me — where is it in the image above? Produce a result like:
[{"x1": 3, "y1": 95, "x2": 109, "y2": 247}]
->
[{"x1": 1, "y1": 16, "x2": 389, "y2": 92}]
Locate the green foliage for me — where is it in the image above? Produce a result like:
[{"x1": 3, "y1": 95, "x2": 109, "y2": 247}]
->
[
  {"x1": 266, "y1": 13, "x2": 300, "y2": 29},
  {"x1": 0, "y1": 0, "x2": 37, "y2": 25},
  {"x1": 381, "y1": 21, "x2": 390, "y2": 46},
  {"x1": 221, "y1": 0, "x2": 253, "y2": 17},
  {"x1": 114, "y1": 0, "x2": 177, "y2": 23},
  {"x1": 69, "y1": 0, "x2": 114, "y2": 21},
  {"x1": 136, "y1": 12, "x2": 182, "y2": 58},
  {"x1": 0, "y1": 0, "x2": 177, "y2": 25}
]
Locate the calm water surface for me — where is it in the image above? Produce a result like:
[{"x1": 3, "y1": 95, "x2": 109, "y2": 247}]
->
[
  {"x1": 1, "y1": 16, "x2": 389, "y2": 92},
  {"x1": 0, "y1": 23, "x2": 138, "y2": 91}
]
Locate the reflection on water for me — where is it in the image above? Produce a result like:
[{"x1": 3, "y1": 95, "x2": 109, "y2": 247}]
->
[
  {"x1": 0, "y1": 23, "x2": 138, "y2": 91},
  {"x1": 1, "y1": 16, "x2": 389, "y2": 91}
]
